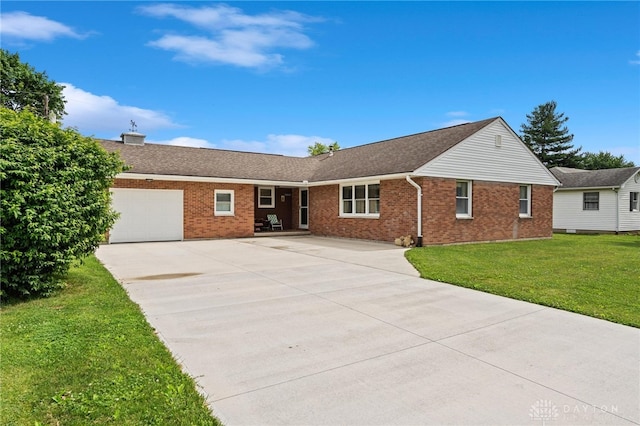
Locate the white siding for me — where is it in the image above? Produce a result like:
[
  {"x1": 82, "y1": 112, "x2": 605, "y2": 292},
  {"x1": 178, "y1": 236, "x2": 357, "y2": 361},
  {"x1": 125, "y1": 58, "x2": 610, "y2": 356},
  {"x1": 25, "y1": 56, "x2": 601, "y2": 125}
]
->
[
  {"x1": 618, "y1": 174, "x2": 640, "y2": 232},
  {"x1": 553, "y1": 190, "x2": 618, "y2": 232},
  {"x1": 415, "y1": 119, "x2": 558, "y2": 186}
]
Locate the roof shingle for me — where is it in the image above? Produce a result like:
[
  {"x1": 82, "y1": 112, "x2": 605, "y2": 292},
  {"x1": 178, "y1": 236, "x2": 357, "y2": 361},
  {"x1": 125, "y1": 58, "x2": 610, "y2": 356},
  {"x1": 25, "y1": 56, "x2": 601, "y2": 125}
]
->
[{"x1": 551, "y1": 166, "x2": 640, "y2": 189}]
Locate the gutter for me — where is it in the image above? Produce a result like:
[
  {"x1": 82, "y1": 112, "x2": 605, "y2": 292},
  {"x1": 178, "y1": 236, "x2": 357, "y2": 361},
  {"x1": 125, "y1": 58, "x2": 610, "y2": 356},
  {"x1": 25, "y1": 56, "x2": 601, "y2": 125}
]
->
[{"x1": 405, "y1": 176, "x2": 423, "y2": 247}]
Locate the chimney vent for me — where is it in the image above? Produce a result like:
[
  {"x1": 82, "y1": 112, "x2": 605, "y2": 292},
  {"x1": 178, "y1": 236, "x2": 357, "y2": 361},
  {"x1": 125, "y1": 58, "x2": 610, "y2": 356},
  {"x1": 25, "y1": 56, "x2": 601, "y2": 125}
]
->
[{"x1": 121, "y1": 132, "x2": 146, "y2": 145}]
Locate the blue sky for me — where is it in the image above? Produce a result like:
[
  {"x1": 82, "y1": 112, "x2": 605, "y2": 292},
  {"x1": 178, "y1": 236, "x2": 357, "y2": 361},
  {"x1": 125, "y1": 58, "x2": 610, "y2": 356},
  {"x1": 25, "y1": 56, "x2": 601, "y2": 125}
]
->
[{"x1": 2, "y1": 1, "x2": 639, "y2": 162}]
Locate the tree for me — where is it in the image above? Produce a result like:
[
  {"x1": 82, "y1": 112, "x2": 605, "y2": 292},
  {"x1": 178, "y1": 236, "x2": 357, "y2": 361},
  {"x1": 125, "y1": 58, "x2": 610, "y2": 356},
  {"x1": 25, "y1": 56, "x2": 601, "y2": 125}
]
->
[
  {"x1": 308, "y1": 141, "x2": 340, "y2": 156},
  {"x1": 0, "y1": 108, "x2": 125, "y2": 298},
  {"x1": 0, "y1": 49, "x2": 66, "y2": 120},
  {"x1": 520, "y1": 101, "x2": 581, "y2": 168},
  {"x1": 577, "y1": 151, "x2": 635, "y2": 170}
]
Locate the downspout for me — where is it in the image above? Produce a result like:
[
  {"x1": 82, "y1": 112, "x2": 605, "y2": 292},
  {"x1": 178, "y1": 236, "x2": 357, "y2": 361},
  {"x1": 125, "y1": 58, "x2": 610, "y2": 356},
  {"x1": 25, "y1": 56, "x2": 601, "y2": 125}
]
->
[
  {"x1": 613, "y1": 187, "x2": 619, "y2": 234},
  {"x1": 406, "y1": 176, "x2": 423, "y2": 247}
]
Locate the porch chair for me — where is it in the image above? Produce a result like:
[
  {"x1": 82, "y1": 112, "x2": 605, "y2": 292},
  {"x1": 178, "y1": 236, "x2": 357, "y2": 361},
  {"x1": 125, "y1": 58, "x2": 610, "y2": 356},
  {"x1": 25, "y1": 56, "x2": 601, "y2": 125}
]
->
[{"x1": 267, "y1": 214, "x2": 283, "y2": 231}]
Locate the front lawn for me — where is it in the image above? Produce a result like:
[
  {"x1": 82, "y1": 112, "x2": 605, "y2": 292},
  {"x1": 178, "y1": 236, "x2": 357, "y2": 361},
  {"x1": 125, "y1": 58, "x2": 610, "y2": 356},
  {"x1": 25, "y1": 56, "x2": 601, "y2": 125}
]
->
[
  {"x1": 405, "y1": 234, "x2": 639, "y2": 327},
  {"x1": 0, "y1": 256, "x2": 221, "y2": 425}
]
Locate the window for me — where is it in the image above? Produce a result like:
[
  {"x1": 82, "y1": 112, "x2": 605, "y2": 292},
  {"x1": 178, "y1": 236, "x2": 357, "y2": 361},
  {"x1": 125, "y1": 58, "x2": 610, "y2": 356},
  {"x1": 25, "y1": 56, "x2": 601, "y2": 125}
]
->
[
  {"x1": 258, "y1": 186, "x2": 275, "y2": 208},
  {"x1": 456, "y1": 181, "x2": 472, "y2": 217},
  {"x1": 215, "y1": 190, "x2": 234, "y2": 216},
  {"x1": 341, "y1": 182, "x2": 380, "y2": 217},
  {"x1": 583, "y1": 192, "x2": 599, "y2": 211},
  {"x1": 631, "y1": 192, "x2": 639, "y2": 212},
  {"x1": 519, "y1": 185, "x2": 531, "y2": 217}
]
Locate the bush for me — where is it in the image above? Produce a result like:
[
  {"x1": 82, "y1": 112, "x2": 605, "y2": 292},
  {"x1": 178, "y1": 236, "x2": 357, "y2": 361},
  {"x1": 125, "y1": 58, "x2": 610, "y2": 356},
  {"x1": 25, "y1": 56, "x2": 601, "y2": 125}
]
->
[{"x1": 0, "y1": 108, "x2": 125, "y2": 297}]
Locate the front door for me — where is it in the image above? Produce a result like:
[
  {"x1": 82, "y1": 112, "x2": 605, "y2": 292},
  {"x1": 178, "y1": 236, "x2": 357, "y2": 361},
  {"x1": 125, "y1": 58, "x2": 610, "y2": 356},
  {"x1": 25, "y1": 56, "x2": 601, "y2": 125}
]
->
[{"x1": 299, "y1": 188, "x2": 309, "y2": 229}]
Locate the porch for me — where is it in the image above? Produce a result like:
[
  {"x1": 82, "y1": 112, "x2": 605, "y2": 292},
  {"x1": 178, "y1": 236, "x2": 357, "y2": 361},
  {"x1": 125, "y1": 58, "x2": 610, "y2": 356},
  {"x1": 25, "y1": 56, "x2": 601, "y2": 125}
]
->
[
  {"x1": 252, "y1": 229, "x2": 312, "y2": 237},
  {"x1": 254, "y1": 185, "x2": 309, "y2": 235}
]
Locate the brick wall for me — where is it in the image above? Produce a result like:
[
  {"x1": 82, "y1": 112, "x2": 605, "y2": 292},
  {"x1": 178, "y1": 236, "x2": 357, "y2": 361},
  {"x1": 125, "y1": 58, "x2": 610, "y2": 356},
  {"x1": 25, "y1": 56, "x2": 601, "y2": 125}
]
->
[
  {"x1": 309, "y1": 177, "x2": 553, "y2": 245},
  {"x1": 111, "y1": 178, "x2": 254, "y2": 239},
  {"x1": 422, "y1": 178, "x2": 553, "y2": 244},
  {"x1": 111, "y1": 177, "x2": 553, "y2": 244},
  {"x1": 309, "y1": 179, "x2": 417, "y2": 242}
]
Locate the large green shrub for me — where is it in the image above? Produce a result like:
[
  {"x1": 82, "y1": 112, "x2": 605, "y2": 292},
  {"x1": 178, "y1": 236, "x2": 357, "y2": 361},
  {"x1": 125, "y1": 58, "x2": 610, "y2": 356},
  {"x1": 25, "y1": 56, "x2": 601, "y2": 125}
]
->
[{"x1": 1, "y1": 108, "x2": 125, "y2": 297}]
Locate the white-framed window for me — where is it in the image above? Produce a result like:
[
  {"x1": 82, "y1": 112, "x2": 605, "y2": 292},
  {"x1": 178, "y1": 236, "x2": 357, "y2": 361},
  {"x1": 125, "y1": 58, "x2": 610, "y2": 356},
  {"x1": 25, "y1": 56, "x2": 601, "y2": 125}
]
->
[
  {"x1": 519, "y1": 185, "x2": 532, "y2": 217},
  {"x1": 456, "y1": 180, "x2": 472, "y2": 218},
  {"x1": 258, "y1": 186, "x2": 275, "y2": 208},
  {"x1": 630, "y1": 192, "x2": 639, "y2": 212},
  {"x1": 340, "y1": 182, "x2": 380, "y2": 217},
  {"x1": 214, "y1": 189, "x2": 234, "y2": 216},
  {"x1": 583, "y1": 192, "x2": 599, "y2": 211}
]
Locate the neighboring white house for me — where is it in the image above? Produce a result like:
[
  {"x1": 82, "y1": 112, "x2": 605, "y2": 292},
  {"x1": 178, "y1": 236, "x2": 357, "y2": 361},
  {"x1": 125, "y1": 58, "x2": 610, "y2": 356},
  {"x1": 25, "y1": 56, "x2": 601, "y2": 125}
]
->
[{"x1": 551, "y1": 166, "x2": 640, "y2": 233}]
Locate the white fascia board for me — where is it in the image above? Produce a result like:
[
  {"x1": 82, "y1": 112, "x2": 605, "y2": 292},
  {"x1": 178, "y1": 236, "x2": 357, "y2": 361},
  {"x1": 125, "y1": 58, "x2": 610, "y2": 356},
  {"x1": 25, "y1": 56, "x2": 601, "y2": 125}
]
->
[
  {"x1": 555, "y1": 186, "x2": 620, "y2": 191},
  {"x1": 119, "y1": 172, "x2": 413, "y2": 187},
  {"x1": 305, "y1": 172, "x2": 411, "y2": 187},
  {"x1": 116, "y1": 173, "x2": 308, "y2": 187}
]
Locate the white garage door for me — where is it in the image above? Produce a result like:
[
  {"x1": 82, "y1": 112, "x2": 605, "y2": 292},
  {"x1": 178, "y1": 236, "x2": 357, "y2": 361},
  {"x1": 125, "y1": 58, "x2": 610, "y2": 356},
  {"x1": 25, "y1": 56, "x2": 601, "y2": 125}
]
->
[{"x1": 109, "y1": 189, "x2": 183, "y2": 243}]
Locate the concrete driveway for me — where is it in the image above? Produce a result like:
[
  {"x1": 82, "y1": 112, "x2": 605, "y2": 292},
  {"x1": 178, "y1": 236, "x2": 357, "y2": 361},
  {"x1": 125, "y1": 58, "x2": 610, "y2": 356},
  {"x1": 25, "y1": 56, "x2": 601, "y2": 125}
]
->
[{"x1": 96, "y1": 236, "x2": 639, "y2": 425}]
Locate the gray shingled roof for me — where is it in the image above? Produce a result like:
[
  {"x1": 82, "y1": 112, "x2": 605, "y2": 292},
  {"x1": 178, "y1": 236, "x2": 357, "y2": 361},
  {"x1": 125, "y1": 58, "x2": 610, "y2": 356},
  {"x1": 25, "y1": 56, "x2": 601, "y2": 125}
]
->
[
  {"x1": 551, "y1": 166, "x2": 640, "y2": 189},
  {"x1": 100, "y1": 141, "x2": 320, "y2": 182},
  {"x1": 100, "y1": 117, "x2": 499, "y2": 183}
]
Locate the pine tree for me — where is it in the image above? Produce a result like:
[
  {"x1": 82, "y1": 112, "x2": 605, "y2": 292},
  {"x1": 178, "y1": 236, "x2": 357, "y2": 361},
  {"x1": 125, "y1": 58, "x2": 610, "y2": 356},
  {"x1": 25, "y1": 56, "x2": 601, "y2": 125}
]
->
[{"x1": 520, "y1": 101, "x2": 581, "y2": 168}]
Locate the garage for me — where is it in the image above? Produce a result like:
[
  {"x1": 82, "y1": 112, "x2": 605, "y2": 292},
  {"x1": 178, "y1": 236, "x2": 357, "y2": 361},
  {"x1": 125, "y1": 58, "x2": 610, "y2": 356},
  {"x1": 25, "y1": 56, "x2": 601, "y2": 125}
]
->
[{"x1": 109, "y1": 188, "x2": 183, "y2": 243}]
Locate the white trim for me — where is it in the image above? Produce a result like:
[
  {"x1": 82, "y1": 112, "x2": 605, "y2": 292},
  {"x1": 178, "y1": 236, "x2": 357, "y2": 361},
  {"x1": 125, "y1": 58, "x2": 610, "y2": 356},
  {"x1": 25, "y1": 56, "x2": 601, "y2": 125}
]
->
[
  {"x1": 519, "y1": 184, "x2": 532, "y2": 218},
  {"x1": 339, "y1": 180, "x2": 381, "y2": 218},
  {"x1": 299, "y1": 188, "x2": 309, "y2": 229},
  {"x1": 630, "y1": 191, "x2": 640, "y2": 212},
  {"x1": 307, "y1": 173, "x2": 411, "y2": 187},
  {"x1": 117, "y1": 172, "x2": 308, "y2": 187},
  {"x1": 214, "y1": 189, "x2": 235, "y2": 216},
  {"x1": 555, "y1": 185, "x2": 621, "y2": 191},
  {"x1": 456, "y1": 180, "x2": 472, "y2": 218},
  {"x1": 116, "y1": 172, "x2": 413, "y2": 188},
  {"x1": 258, "y1": 186, "x2": 275, "y2": 208}
]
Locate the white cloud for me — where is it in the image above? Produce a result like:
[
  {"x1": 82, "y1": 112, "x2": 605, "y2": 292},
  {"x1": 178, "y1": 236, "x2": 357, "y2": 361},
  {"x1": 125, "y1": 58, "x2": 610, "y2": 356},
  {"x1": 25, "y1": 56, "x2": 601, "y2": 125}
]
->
[
  {"x1": 446, "y1": 111, "x2": 469, "y2": 117},
  {"x1": 442, "y1": 119, "x2": 471, "y2": 127},
  {"x1": 138, "y1": 3, "x2": 323, "y2": 69},
  {"x1": 61, "y1": 83, "x2": 179, "y2": 135},
  {"x1": 0, "y1": 11, "x2": 87, "y2": 42},
  {"x1": 151, "y1": 137, "x2": 212, "y2": 148},
  {"x1": 148, "y1": 133, "x2": 334, "y2": 157},
  {"x1": 630, "y1": 50, "x2": 640, "y2": 65},
  {"x1": 221, "y1": 134, "x2": 334, "y2": 157}
]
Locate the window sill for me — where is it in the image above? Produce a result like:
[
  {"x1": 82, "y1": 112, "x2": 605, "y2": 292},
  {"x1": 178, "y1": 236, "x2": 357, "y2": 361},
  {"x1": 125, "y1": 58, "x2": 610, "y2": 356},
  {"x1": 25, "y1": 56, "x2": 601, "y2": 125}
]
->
[
  {"x1": 340, "y1": 214, "x2": 380, "y2": 219},
  {"x1": 215, "y1": 213, "x2": 235, "y2": 217},
  {"x1": 519, "y1": 215, "x2": 533, "y2": 219},
  {"x1": 456, "y1": 215, "x2": 473, "y2": 220}
]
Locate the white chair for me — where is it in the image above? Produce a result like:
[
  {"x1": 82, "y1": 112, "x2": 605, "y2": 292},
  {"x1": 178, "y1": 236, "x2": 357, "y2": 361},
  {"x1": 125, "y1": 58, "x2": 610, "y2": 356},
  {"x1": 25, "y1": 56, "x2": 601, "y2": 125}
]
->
[{"x1": 267, "y1": 214, "x2": 283, "y2": 231}]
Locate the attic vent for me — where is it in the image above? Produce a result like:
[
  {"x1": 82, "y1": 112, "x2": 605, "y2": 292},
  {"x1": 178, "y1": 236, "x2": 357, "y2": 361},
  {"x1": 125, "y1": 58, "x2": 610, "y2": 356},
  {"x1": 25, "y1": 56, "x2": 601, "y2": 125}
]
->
[
  {"x1": 495, "y1": 135, "x2": 502, "y2": 147},
  {"x1": 121, "y1": 132, "x2": 146, "y2": 146}
]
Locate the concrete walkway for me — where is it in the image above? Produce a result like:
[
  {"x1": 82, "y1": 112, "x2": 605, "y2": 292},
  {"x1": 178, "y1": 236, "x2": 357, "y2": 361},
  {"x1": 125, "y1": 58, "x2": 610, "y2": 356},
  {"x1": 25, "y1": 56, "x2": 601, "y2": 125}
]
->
[{"x1": 96, "y1": 236, "x2": 639, "y2": 425}]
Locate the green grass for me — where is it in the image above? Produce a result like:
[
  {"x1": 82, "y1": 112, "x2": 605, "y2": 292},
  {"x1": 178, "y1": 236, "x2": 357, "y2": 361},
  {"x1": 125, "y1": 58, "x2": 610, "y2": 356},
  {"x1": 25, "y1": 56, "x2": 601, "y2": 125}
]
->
[
  {"x1": 1, "y1": 256, "x2": 221, "y2": 426},
  {"x1": 405, "y1": 234, "x2": 640, "y2": 328}
]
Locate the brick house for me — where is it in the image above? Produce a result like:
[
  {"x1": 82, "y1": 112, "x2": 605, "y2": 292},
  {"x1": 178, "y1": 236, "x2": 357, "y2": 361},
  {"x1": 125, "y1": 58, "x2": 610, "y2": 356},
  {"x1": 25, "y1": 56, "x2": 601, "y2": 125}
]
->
[{"x1": 100, "y1": 117, "x2": 559, "y2": 245}]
